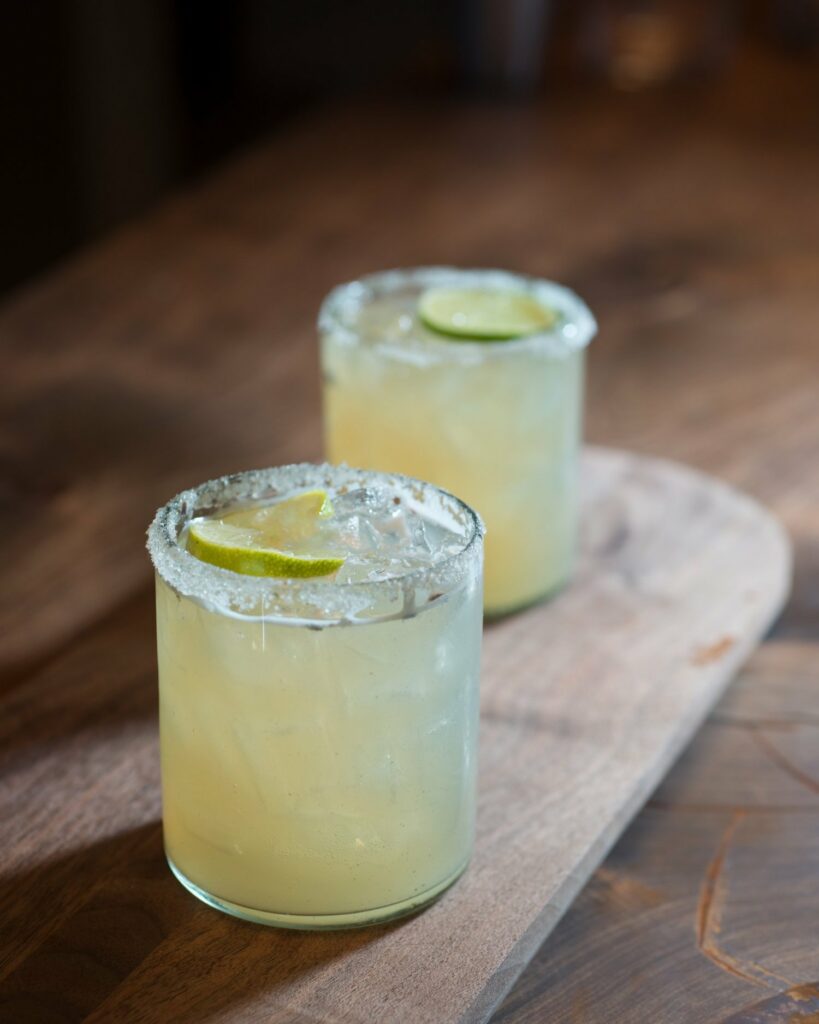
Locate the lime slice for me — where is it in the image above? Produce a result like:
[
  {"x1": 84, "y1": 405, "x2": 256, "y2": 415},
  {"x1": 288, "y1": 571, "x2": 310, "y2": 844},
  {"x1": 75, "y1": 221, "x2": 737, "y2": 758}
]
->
[
  {"x1": 187, "y1": 489, "x2": 344, "y2": 578},
  {"x1": 419, "y1": 287, "x2": 557, "y2": 341}
]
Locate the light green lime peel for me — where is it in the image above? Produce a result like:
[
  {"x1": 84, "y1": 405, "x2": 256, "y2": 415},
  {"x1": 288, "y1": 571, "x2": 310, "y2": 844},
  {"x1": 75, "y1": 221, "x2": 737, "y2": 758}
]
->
[
  {"x1": 186, "y1": 489, "x2": 344, "y2": 578},
  {"x1": 418, "y1": 287, "x2": 557, "y2": 341}
]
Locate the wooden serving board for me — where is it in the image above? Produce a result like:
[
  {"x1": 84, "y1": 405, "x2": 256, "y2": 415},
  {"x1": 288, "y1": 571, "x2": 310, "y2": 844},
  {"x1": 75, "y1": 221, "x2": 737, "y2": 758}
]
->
[{"x1": 0, "y1": 448, "x2": 790, "y2": 1024}]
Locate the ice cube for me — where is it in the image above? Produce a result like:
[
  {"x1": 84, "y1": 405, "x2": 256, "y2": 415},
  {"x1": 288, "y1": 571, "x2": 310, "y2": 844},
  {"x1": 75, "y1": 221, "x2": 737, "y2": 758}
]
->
[
  {"x1": 331, "y1": 487, "x2": 389, "y2": 517},
  {"x1": 320, "y1": 484, "x2": 462, "y2": 580},
  {"x1": 403, "y1": 511, "x2": 432, "y2": 557}
]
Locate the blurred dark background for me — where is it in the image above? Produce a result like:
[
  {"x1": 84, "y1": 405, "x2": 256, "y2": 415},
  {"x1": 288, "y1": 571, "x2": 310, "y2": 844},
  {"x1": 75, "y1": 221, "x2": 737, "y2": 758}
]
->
[{"x1": 2, "y1": 0, "x2": 818, "y2": 298}]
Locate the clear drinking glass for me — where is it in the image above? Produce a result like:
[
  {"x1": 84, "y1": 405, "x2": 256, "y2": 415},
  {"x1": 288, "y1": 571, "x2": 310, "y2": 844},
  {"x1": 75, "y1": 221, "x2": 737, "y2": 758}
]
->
[
  {"x1": 320, "y1": 268, "x2": 596, "y2": 617},
  {"x1": 147, "y1": 463, "x2": 483, "y2": 929}
]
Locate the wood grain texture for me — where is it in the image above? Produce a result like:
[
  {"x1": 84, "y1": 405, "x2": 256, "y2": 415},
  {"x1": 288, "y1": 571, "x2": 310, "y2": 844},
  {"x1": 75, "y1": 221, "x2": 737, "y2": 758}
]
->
[
  {"x1": 1, "y1": 42, "x2": 818, "y2": 1024},
  {"x1": 2, "y1": 49, "x2": 818, "y2": 680},
  {"x1": 493, "y1": 641, "x2": 819, "y2": 1024},
  {"x1": 0, "y1": 448, "x2": 789, "y2": 1024}
]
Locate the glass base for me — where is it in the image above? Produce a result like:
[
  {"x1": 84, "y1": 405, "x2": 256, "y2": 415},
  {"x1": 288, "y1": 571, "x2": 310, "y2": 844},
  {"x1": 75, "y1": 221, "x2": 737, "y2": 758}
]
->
[
  {"x1": 166, "y1": 854, "x2": 470, "y2": 930},
  {"x1": 484, "y1": 574, "x2": 571, "y2": 621}
]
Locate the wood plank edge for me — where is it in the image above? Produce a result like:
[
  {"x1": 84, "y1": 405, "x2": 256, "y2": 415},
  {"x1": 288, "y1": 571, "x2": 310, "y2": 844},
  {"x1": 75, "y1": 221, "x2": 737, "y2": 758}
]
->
[{"x1": 468, "y1": 464, "x2": 793, "y2": 1024}]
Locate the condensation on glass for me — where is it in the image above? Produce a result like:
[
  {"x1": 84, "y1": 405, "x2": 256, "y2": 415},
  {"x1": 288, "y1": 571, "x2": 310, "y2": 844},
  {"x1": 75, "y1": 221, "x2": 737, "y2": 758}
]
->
[
  {"x1": 147, "y1": 463, "x2": 484, "y2": 929},
  {"x1": 320, "y1": 268, "x2": 596, "y2": 616}
]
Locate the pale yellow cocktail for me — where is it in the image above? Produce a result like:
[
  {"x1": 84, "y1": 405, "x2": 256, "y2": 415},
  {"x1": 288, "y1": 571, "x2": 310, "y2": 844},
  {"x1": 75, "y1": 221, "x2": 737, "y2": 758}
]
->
[
  {"x1": 147, "y1": 464, "x2": 483, "y2": 928},
  {"x1": 320, "y1": 268, "x2": 596, "y2": 616}
]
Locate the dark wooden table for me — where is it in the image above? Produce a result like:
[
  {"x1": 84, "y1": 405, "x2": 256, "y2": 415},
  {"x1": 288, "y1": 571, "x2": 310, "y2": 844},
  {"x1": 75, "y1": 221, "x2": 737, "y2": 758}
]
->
[{"x1": 2, "y1": 46, "x2": 818, "y2": 1023}]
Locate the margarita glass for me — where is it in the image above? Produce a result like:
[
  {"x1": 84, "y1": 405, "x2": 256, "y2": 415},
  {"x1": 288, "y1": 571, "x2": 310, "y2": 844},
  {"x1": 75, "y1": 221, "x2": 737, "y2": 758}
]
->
[
  {"x1": 319, "y1": 268, "x2": 596, "y2": 616},
  {"x1": 147, "y1": 463, "x2": 483, "y2": 929}
]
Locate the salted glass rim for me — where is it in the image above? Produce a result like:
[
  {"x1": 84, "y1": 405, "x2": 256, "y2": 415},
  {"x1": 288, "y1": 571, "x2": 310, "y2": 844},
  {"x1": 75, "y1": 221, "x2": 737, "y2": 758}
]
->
[
  {"x1": 147, "y1": 462, "x2": 484, "y2": 623},
  {"x1": 318, "y1": 266, "x2": 598, "y2": 359}
]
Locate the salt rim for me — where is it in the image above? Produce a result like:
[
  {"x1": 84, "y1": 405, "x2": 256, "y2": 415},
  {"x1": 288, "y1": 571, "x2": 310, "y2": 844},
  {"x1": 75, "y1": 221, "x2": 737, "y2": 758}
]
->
[
  {"x1": 318, "y1": 266, "x2": 598, "y2": 364},
  {"x1": 147, "y1": 463, "x2": 484, "y2": 624}
]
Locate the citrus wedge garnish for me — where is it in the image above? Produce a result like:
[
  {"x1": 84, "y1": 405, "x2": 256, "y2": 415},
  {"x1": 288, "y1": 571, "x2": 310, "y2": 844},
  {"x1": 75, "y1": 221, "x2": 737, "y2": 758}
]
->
[
  {"x1": 187, "y1": 489, "x2": 344, "y2": 578},
  {"x1": 418, "y1": 287, "x2": 557, "y2": 340}
]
